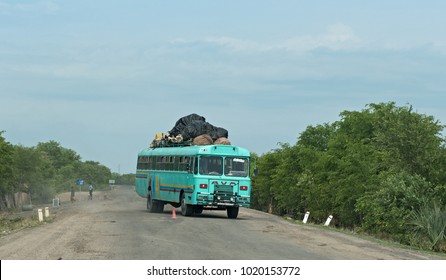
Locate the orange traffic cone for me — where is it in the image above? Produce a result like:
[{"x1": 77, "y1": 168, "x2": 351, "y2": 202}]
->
[{"x1": 172, "y1": 207, "x2": 177, "y2": 219}]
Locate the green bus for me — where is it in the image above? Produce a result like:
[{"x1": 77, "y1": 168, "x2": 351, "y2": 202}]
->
[{"x1": 135, "y1": 144, "x2": 251, "y2": 219}]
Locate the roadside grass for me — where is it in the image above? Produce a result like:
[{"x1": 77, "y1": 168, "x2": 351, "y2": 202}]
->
[
  {"x1": 0, "y1": 213, "x2": 41, "y2": 236},
  {"x1": 284, "y1": 216, "x2": 446, "y2": 259}
]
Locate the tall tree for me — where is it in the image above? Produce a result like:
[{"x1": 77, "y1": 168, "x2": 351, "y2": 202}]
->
[{"x1": 0, "y1": 131, "x2": 15, "y2": 196}]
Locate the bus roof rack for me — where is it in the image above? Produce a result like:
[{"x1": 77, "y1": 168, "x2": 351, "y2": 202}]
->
[{"x1": 150, "y1": 138, "x2": 194, "y2": 149}]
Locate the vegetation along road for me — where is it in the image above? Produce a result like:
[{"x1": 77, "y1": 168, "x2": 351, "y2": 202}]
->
[{"x1": 0, "y1": 185, "x2": 442, "y2": 260}]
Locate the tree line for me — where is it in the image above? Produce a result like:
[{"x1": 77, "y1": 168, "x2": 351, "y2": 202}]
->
[
  {"x1": 251, "y1": 102, "x2": 446, "y2": 252},
  {"x1": 0, "y1": 136, "x2": 134, "y2": 208}
]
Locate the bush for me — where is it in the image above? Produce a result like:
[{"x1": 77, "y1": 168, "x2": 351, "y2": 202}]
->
[
  {"x1": 409, "y1": 203, "x2": 446, "y2": 252},
  {"x1": 355, "y1": 172, "x2": 431, "y2": 243}
]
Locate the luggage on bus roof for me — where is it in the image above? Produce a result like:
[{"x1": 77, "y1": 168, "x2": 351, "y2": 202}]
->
[{"x1": 169, "y1": 113, "x2": 228, "y2": 142}]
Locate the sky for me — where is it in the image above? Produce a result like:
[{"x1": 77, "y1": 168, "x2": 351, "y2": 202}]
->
[{"x1": 1, "y1": 0, "x2": 446, "y2": 174}]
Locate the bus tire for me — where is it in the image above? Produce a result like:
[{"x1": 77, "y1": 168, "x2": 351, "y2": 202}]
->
[
  {"x1": 148, "y1": 193, "x2": 164, "y2": 213},
  {"x1": 147, "y1": 192, "x2": 154, "y2": 212},
  {"x1": 194, "y1": 206, "x2": 203, "y2": 214},
  {"x1": 227, "y1": 206, "x2": 239, "y2": 219},
  {"x1": 180, "y1": 192, "x2": 193, "y2": 216},
  {"x1": 154, "y1": 200, "x2": 164, "y2": 213}
]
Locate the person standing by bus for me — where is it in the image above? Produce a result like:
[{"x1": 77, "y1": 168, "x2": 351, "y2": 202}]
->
[{"x1": 88, "y1": 183, "x2": 93, "y2": 200}]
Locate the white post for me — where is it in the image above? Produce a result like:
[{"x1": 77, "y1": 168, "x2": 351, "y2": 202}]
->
[
  {"x1": 38, "y1": 209, "x2": 43, "y2": 222},
  {"x1": 44, "y1": 207, "x2": 49, "y2": 218},
  {"x1": 303, "y1": 211, "x2": 310, "y2": 224},
  {"x1": 324, "y1": 215, "x2": 333, "y2": 226}
]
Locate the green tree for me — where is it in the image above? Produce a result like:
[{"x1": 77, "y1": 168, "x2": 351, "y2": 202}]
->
[
  {"x1": 252, "y1": 102, "x2": 446, "y2": 246},
  {"x1": 0, "y1": 131, "x2": 15, "y2": 197},
  {"x1": 251, "y1": 149, "x2": 282, "y2": 213},
  {"x1": 36, "y1": 141, "x2": 80, "y2": 170},
  {"x1": 12, "y1": 145, "x2": 57, "y2": 203},
  {"x1": 271, "y1": 143, "x2": 302, "y2": 217},
  {"x1": 12, "y1": 145, "x2": 47, "y2": 191},
  {"x1": 79, "y1": 161, "x2": 112, "y2": 189}
]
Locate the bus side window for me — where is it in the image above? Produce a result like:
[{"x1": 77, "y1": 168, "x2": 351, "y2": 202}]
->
[
  {"x1": 161, "y1": 156, "x2": 165, "y2": 170},
  {"x1": 168, "y1": 156, "x2": 173, "y2": 170},
  {"x1": 188, "y1": 157, "x2": 193, "y2": 173},
  {"x1": 193, "y1": 157, "x2": 198, "y2": 174},
  {"x1": 145, "y1": 156, "x2": 150, "y2": 170},
  {"x1": 175, "y1": 156, "x2": 183, "y2": 171},
  {"x1": 155, "y1": 156, "x2": 160, "y2": 170},
  {"x1": 162, "y1": 156, "x2": 166, "y2": 170},
  {"x1": 174, "y1": 156, "x2": 180, "y2": 171},
  {"x1": 181, "y1": 156, "x2": 188, "y2": 172},
  {"x1": 149, "y1": 156, "x2": 154, "y2": 170},
  {"x1": 138, "y1": 156, "x2": 149, "y2": 170},
  {"x1": 137, "y1": 156, "x2": 142, "y2": 170}
]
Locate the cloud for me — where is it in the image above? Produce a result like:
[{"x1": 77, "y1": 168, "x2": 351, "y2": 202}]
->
[
  {"x1": 174, "y1": 22, "x2": 446, "y2": 56},
  {"x1": 0, "y1": 1, "x2": 59, "y2": 15},
  {"x1": 323, "y1": 23, "x2": 357, "y2": 45},
  {"x1": 172, "y1": 23, "x2": 360, "y2": 53}
]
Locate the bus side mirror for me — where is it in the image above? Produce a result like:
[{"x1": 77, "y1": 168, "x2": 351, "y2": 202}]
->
[{"x1": 253, "y1": 168, "x2": 258, "y2": 177}]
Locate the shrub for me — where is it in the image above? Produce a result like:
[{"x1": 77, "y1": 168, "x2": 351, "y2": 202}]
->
[{"x1": 409, "y1": 203, "x2": 446, "y2": 252}]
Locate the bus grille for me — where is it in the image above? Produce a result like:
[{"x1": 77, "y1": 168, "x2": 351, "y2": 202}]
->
[{"x1": 214, "y1": 184, "x2": 234, "y2": 194}]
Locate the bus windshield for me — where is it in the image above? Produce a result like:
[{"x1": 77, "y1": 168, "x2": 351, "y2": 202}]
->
[
  {"x1": 198, "y1": 156, "x2": 249, "y2": 177},
  {"x1": 224, "y1": 157, "x2": 249, "y2": 177},
  {"x1": 199, "y1": 156, "x2": 223, "y2": 176}
]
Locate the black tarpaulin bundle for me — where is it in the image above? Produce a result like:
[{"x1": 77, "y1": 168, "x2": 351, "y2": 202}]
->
[
  {"x1": 150, "y1": 114, "x2": 231, "y2": 148},
  {"x1": 169, "y1": 113, "x2": 229, "y2": 142}
]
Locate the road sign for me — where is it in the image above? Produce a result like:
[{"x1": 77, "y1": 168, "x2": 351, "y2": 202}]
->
[{"x1": 76, "y1": 179, "x2": 85, "y2": 186}]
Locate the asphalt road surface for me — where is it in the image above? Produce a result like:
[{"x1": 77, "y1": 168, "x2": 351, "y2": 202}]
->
[{"x1": 0, "y1": 185, "x2": 442, "y2": 260}]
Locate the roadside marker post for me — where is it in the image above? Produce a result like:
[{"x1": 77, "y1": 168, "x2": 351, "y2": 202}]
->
[
  {"x1": 44, "y1": 207, "x2": 49, "y2": 218},
  {"x1": 303, "y1": 211, "x2": 310, "y2": 224},
  {"x1": 38, "y1": 209, "x2": 43, "y2": 222},
  {"x1": 324, "y1": 215, "x2": 333, "y2": 226}
]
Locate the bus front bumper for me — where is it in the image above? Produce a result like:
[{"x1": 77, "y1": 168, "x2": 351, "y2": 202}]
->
[{"x1": 196, "y1": 193, "x2": 250, "y2": 208}]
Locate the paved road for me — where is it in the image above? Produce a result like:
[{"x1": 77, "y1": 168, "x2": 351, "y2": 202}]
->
[{"x1": 0, "y1": 186, "x2": 441, "y2": 260}]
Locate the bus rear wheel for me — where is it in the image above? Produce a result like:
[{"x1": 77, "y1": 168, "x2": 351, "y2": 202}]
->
[
  {"x1": 148, "y1": 192, "x2": 164, "y2": 213},
  {"x1": 147, "y1": 192, "x2": 154, "y2": 212},
  {"x1": 154, "y1": 201, "x2": 164, "y2": 213},
  {"x1": 227, "y1": 206, "x2": 239, "y2": 219},
  {"x1": 180, "y1": 192, "x2": 193, "y2": 216}
]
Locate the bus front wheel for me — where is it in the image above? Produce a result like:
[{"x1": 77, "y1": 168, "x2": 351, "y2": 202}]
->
[
  {"x1": 180, "y1": 192, "x2": 193, "y2": 216},
  {"x1": 227, "y1": 206, "x2": 239, "y2": 219}
]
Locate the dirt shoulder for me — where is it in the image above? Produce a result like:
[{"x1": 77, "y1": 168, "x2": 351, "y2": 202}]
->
[{"x1": 0, "y1": 189, "x2": 110, "y2": 236}]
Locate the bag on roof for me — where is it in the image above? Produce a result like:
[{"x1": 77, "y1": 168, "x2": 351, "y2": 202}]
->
[
  {"x1": 214, "y1": 137, "x2": 231, "y2": 145},
  {"x1": 193, "y1": 134, "x2": 214, "y2": 145},
  {"x1": 168, "y1": 113, "x2": 230, "y2": 143}
]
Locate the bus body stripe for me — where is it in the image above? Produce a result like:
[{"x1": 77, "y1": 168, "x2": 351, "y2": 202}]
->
[{"x1": 160, "y1": 185, "x2": 194, "y2": 193}]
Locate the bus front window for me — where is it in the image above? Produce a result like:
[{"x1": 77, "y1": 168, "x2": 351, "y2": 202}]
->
[
  {"x1": 199, "y1": 156, "x2": 223, "y2": 175},
  {"x1": 224, "y1": 157, "x2": 249, "y2": 177}
]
